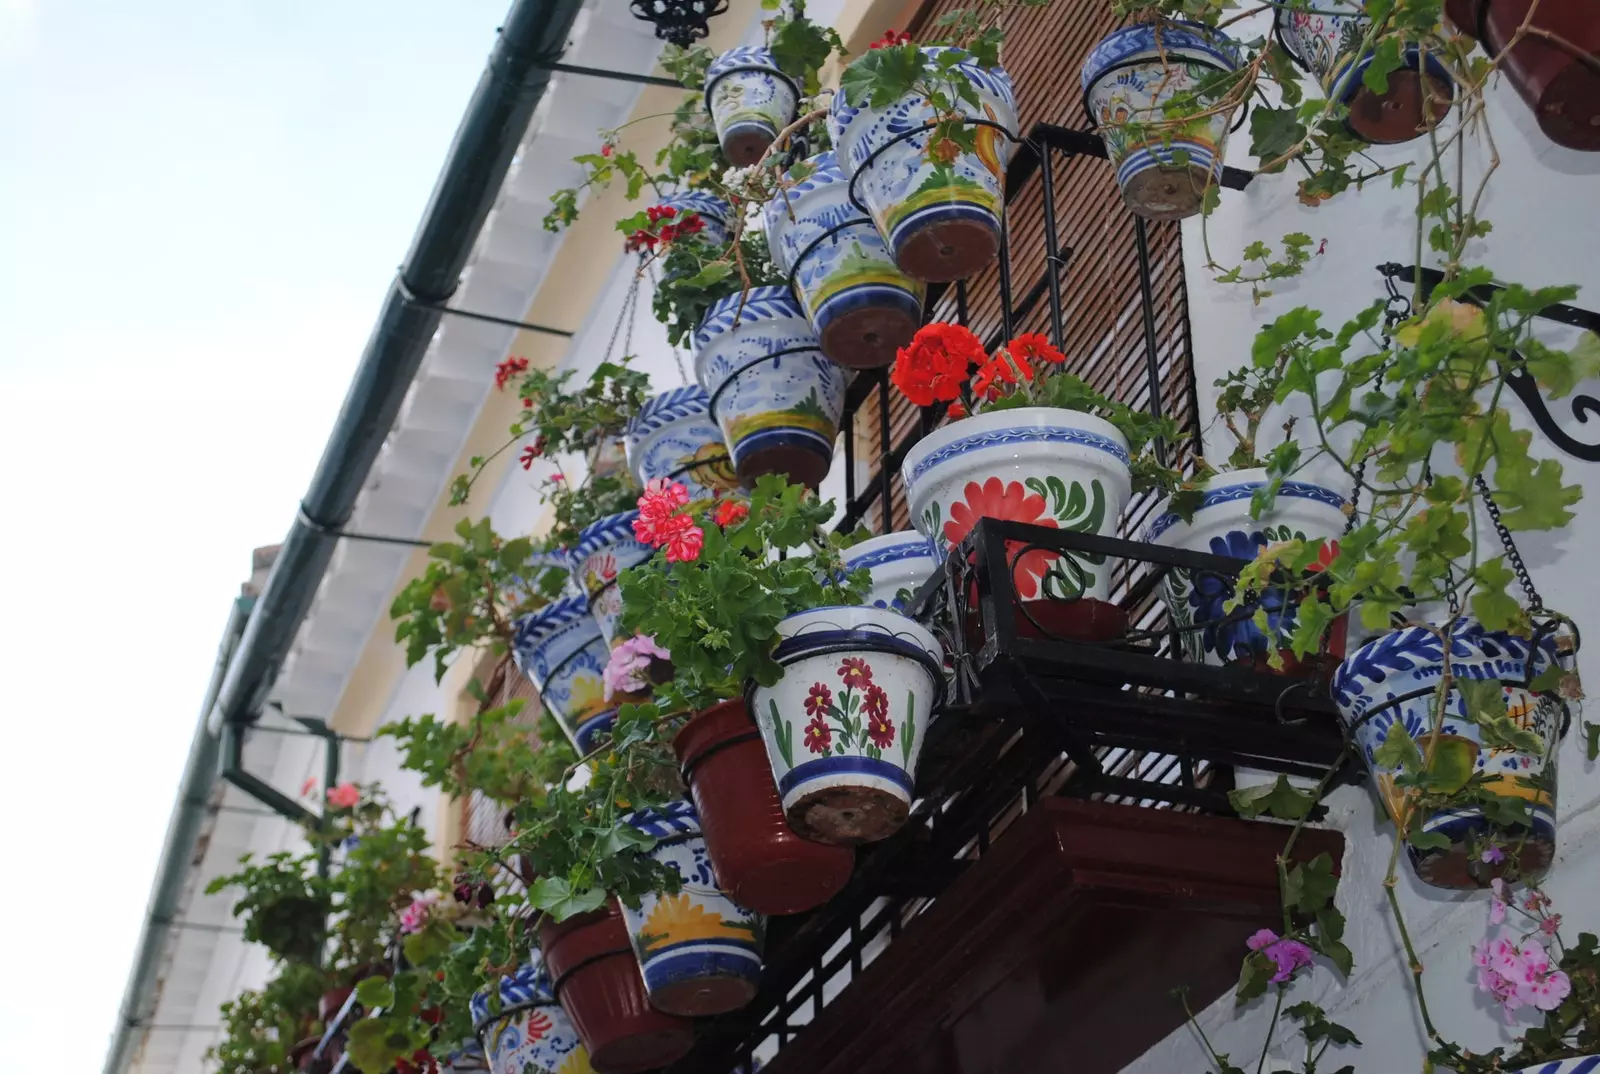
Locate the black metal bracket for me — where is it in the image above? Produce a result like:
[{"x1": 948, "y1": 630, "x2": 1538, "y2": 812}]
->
[
  {"x1": 396, "y1": 279, "x2": 575, "y2": 339},
  {"x1": 528, "y1": 55, "x2": 685, "y2": 90}
]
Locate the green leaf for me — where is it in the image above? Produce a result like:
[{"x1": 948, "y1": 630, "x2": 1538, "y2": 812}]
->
[
  {"x1": 1408, "y1": 830, "x2": 1454, "y2": 851},
  {"x1": 1469, "y1": 558, "x2": 1525, "y2": 632},
  {"x1": 529, "y1": 876, "x2": 609, "y2": 921},
  {"x1": 1228, "y1": 775, "x2": 1317, "y2": 820},
  {"x1": 354, "y1": 977, "x2": 394, "y2": 1009},
  {"x1": 1284, "y1": 853, "x2": 1339, "y2": 913},
  {"x1": 1420, "y1": 735, "x2": 1477, "y2": 794},
  {"x1": 1235, "y1": 951, "x2": 1270, "y2": 1004},
  {"x1": 1249, "y1": 107, "x2": 1307, "y2": 169},
  {"x1": 1373, "y1": 722, "x2": 1424, "y2": 772}
]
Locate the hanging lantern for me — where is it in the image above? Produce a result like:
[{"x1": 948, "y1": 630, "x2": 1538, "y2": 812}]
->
[{"x1": 631, "y1": 0, "x2": 728, "y2": 48}]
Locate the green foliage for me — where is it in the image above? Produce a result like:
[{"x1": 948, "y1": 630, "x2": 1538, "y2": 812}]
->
[
  {"x1": 205, "y1": 851, "x2": 332, "y2": 965},
  {"x1": 505, "y1": 359, "x2": 651, "y2": 461},
  {"x1": 651, "y1": 228, "x2": 785, "y2": 348},
  {"x1": 1227, "y1": 775, "x2": 1318, "y2": 821}
]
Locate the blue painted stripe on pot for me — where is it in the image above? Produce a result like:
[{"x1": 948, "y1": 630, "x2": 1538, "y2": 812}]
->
[
  {"x1": 1081, "y1": 20, "x2": 1240, "y2": 93},
  {"x1": 638, "y1": 944, "x2": 763, "y2": 996},
  {"x1": 778, "y1": 754, "x2": 916, "y2": 798},
  {"x1": 470, "y1": 956, "x2": 557, "y2": 1033},
  {"x1": 772, "y1": 626, "x2": 942, "y2": 668},
  {"x1": 1116, "y1": 144, "x2": 1220, "y2": 186},
  {"x1": 658, "y1": 191, "x2": 730, "y2": 229},
  {"x1": 1333, "y1": 42, "x2": 1455, "y2": 105},
  {"x1": 628, "y1": 386, "x2": 713, "y2": 439},
  {"x1": 1522, "y1": 1058, "x2": 1600, "y2": 1074},
  {"x1": 705, "y1": 45, "x2": 792, "y2": 90},
  {"x1": 731, "y1": 426, "x2": 836, "y2": 470},
  {"x1": 573, "y1": 710, "x2": 616, "y2": 755},
  {"x1": 905, "y1": 424, "x2": 1131, "y2": 486},
  {"x1": 511, "y1": 595, "x2": 593, "y2": 654},
  {"x1": 812, "y1": 275, "x2": 925, "y2": 328},
  {"x1": 693, "y1": 285, "x2": 807, "y2": 352},
  {"x1": 842, "y1": 534, "x2": 940, "y2": 573},
  {"x1": 1144, "y1": 480, "x2": 1351, "y2": 543},
  {"x1": 570, "y1": 510, "x2": 644, "y2": 565},
  {"x1": 622, "y1": 799, "x2": 702, "y2": 839}
]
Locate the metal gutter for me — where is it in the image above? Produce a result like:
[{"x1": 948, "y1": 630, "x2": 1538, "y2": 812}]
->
[{"x1": 104, "y1": 1, "x2": 588, "y2": 1071}]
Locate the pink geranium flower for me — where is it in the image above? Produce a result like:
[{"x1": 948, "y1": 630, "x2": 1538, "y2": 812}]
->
[
  {"x1": 1246, "y1": 928, "x2": 1315, "y2": 984},
  {"x1": 1472, "y1": 931, "x2": 1572, "y2": 1021},
  {"x1": 399, "y1": 891, "x2": 440, "y2": 935},
  {"x1": 603, "y1": 634, "x2": 671, "y2": 698},
  {"x1": 326, "y1": 782, "x2": 361, "y2": 809}
]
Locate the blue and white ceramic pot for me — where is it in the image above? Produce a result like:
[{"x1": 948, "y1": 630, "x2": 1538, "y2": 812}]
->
[
  {"x1": 1510, "y1": 1058, "x2": 1600, "y2": 1074},
  {"x1": 764, "y1": 152, "x2": 925, "y2": 369},
  {"x1": 617, "y1": 801, "x2": 765, "y2": 1017},
  {"x1": 470, "y1": 954, "x2": 594, "y2": 1074},
  {"x1": 570, "y1": 511, "x2": 653, "y2": 648},
  {"x1": 513, "y1": 595, "x2": 612, "y2": 752},
  {"x1": 624, "y1": 387, "x2": 738, "y2": 505},
  {"x1": 840, "y1": 531, "x2": 943, "y2": 615},
  {"x1": 1146, "y1": 468, "x2": 1348, "y2": 669},
  {"x1": 831, "y1": 49, "x2": 1018, "y2": 283},
  {"x1": 1277, "y1": 3, "x2": 1453, "y2": 145},
  {"x1": 749, "y1": 605, "x2": 944, "y2": 844},
  {"x1": 1333, "y1": 618, "x2": 1564, "y2": 889},
  {"x1": 655, "y1": 191, "x2": 732, "y2": 249},
  {"x1": 704, "y1": 47, "x2": 799, "y2": 166},
  {"x1": 1081, "y1": 21, "x2": 1240, "y2": 221},
  {"x1": 902, "y1": 407, "x2": 1133, "y2": 625},
  {"x1": 693, "y1": 285, "x2": 848, "y2": 490}
]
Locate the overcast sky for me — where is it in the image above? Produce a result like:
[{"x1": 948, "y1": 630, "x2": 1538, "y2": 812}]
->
[{"x1": 0, "y1": 0, "x2": 514, "y2": 1066}]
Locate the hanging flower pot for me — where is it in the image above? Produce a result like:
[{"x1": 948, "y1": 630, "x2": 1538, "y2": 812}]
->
[
  {"x1": 693, "y1": 285, "x2": 848, "y2": 490},
  {"x1": 655, "y1": 191, "x2": 732, "y2": 248},
  {"x1": 470, "y1": 956, "x2": 593, "y2": 1074},
  {"x1": 1145, "y1": 469, "x2": 1349, "y2": 672},
  {"x1": 1447, "y1": 0, "x2": 1600, "y2": 151},
  {"x1": 1332, "y1": 618, "x2": 1564, "y2": 889},
  {"x1": 672, "y1": 698, "x2": 855, "y2": 915},
  {"x1": 615, "y1": 801, "x2": 764, "y2": 1016},
  {"x1": 704, "y1": 47, "x2": 799, "y2": 166},
  {"x1": 840, "y1": 531, "x2": 943, "y2": 614},
  {"x1": 764, "y1": 151, "x2": 926, "y2": 369},
  {"x1": 513, "y1": 596, "x2": 613, "y2": 751},
  {"x1": 624, "y1": 387, "x2": 738, "y2": 506},
  {"x1": 570, "y1": 512, "x2": 654, "y2": 648},
  {"x1": 1508, "y1": 1058, "x2": 1600, "y2": 1073},
  {"x1": 902, "y1": 405, "x2": 1134, "y2": 641},
  {"x1": 1081, "y1": 21, "x2": 1241, "y2": 221},
  {"x1": 1275, "y1": 4, "x2": 1454, "y2": 144},
  {"x1": 541, "y1": 907, "x2": 693, "y2": 1074},
  {"x1": 748, "y1": 605, "x2": 945, "y2": 844},
  {"x1": 831, "y1": 49, "x2": 1019, "y2": 282}
]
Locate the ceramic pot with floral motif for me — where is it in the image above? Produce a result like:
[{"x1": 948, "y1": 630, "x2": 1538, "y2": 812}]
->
[
  {"x1": 1333, "y1": 618, "x2": 1565, "y2": 890},
  {"x1": 840, "y1": 531, "x2": 943, "y2": 615},
  {"x1": 902, "y1": 406, "x2": 1133, "y2": 640},
  {"x1": 694, "y1": 285, "x2": 848, "y2": 490},
  {"x1": 765, "y1": 151, "x2": 926, "y2": 369},
  {"x1": 625, "y1": 387, "x2": 738, "y2": 505},
  {"x1": 1446, "y1": 0, "x2": 1600, "y2": 152},
  {"x1": 830, "y1": 49, "x2": 1018, "y2": 283},
  {"x1": 471, "y1": 954, "x2": 595, "y2": 1074},
  {"x1": 748, "y1": 605, "x2": 945, "y2": 844},
  {"x1": 1081, "y1": 21, "x2": 1240, "y2": 220},
  {"x1": 617, "y1": 802, "x2": 765, "y2": 1016},
  {"x1": 1145, "y1": 469, "x2": 1349, "y2": 672},
  {"x1": 1276, "y1": 3, "x2": 1453, "y2": 145},
  {"x1": 513, "y1": 596, "x2": 613, "y2": 752},
  {"x1": 704, "y1": 47, "x2": 799, "y2": 166},
  {"x1": 1507, "y1": 1058, "x2": 1600, "y2": 1074},
  {"x1": 569, "y1": 512, "x2": 653, "y2": 648}
]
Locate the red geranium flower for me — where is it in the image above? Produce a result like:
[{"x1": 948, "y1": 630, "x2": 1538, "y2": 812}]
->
[
  {"x1": 1008, "y1": 332, "x2": 1066, "y2": 365},
  {"x1": 663, "y1": 523, "x2": 704, "y2": 563},
  {"x1": 494, "y1": 355, "x2": 530, "y2": 391},
  {"x1": 944, "y1": 477, "x2": 1060, "y2": 599},
  {"x1": 600, "y1": 143, "x2": 614, "y2": 158},
  {"x1": 838, "y1": 657, "x2": 873, "y2": 689},
  {"x1": 805, "y1": 682, "x2": 833, "y2": 717},
  {"x1": 869, "y1": 29, "x2": 912, "y2": 48},
  {"x1": 713, "y1": 499, "x2": 749, "y2": 527},
  {"x1": 947, "y1": 400, "x2": 969, "y2": 419},
  {"x1": 519, "y1": 442, "x2": 543, "y2": 470},
  {"x1": 891, "y1": 323, "x2": 984, "y2": 407},
  {"x1": 804, "y1": 715, "x2": 833, "y2": 754},
  {"x1": 970, "y1": 352, "x2": 1032, "y2": 400}
]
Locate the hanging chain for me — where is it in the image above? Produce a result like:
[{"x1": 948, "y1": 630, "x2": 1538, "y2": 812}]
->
[
  {"x1": 1475, "y1": 473, "x2": 1546, "y2": 613},
  {"x1": 602, "y1": 265, "x2": 643, "y2": 366},
  {"x1": 644, "y1": 257, "x2": 692, "y2": 386}
]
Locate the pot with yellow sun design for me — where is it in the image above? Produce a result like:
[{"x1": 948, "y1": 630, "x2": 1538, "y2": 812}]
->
[
  {"x1": 617, "y1": 801, "x2": 764, "y2": 1016},
  {"x1": 624, "y1": 387, "x2": 738, "y2": 506},
  {"x1": 512, "y1": 595, "x2": 613, "y2": 751},
  {"x1": 470, "y1": 953, "x2": 594, "y2": 1074}
]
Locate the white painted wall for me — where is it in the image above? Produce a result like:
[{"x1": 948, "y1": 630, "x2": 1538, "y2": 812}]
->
[{"x1": 1124, "y1": 16, "x2": 1600, "y2": 1072}]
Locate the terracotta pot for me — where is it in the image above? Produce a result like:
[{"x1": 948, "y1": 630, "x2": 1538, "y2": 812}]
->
[
  {"x1": 673, "y1": 699, "x2": 855, "y2": 914},
  {"x1": 962, "y1": 592, "x2": 1130, "y2": 651},
  {"x1": 541, "y1": 907, "x2": 693, "y2": 1074},
  {"x1": 317, "y1": 987, "x2": 351, "y2": 1025},
  {"x1": 1449, "y1": 0, "x2": 1600, "y2": 151}
]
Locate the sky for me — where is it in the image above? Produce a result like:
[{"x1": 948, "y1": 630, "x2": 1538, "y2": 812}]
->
[{"x1": 0, "y1": 0, "x2": 519, "y2": 1067}]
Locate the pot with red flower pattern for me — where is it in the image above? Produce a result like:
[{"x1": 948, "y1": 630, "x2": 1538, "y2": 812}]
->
[
  {"x1": 694, "y1": 286, "x2": 848, "y2": 491},
  {"x1": 747, "y1": 605, "x2": 945, "y2": 844},
  {"x1": 764, "y1": 151, "x2": 925, "y2": 369},
  {"x1": 839, "y1": 531, "x2": 943, "y2": 615},
  {"x1": 831, "y1": 49, "x2": 1018, "y2": 283},
  {"x1": 470, "y1": 953, "x2": 594, "y2": 1074},
  {"x1": 705, "y1": 47, "x2": 799, "y2": 166},
  {"x1": 1145, "y1": 469, "x2": 1348, "y2": 671},
  {"x1": 902, "y1": 406, "x2": 1133, "y2": 639},
  {"x1": 570, "y1": 511, "x2": 654, "y2": 648},
  {"x1": 625, "y1": 387, "x2": 739, "y2": 506},
  {"x1": 1081, "y1": 21, "x2": 1240, "y2": 221},
  {"x1": 1332, "y1": 618, "x2": 1565, "y2": 890},
  {"x1": 513, "y1": 595, "x2": 613, "y2": 752},
  {"x1": 616, "y1": 801, "x2": 765, "y2": 1017}
]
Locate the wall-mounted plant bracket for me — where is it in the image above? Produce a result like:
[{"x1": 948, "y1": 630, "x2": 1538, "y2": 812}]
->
[{"x1": 1378, "y1": 262, "x2": 1600, "y2": 463}]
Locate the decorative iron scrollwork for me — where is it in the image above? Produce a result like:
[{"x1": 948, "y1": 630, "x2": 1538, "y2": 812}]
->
[{"x1": 629, "y1": 0, "x2": 728, "y2": 47}]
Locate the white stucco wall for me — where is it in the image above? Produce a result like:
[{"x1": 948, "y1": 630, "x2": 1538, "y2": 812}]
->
[{"x1": 1124, "y1": 19, "x2": 1600, "y2": 1072}]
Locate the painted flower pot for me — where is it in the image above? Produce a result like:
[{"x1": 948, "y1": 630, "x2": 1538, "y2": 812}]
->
[
  {"x1": 1508, "y1": 1058, "x2": 1600, "y2": 1073},
  {"x1": 764, "y1": 152, "x2": 926, "y2": 369},
  {"x1": 625, "y1": 387, "x2": 738, "y2": 505},
  {"x1": 749, "y1": 606, "x2": 945, "y2": 844},
  {"x1": 831, "y1": 50, "x2": 1018, "y2": 283},
  {"x1": 694, "y1": 285, "x2": 848, "y2": 490},
  {"x1": 1081, "y1": 21, "x2": 1241, "y2": 221},
  {"x1": 1146, "y1": 469, "x2": 1348, "y2": 670},
  {"x1": 840, "y1": 531, "x2": 943, "y2": 614},
  {"x1": 1333, "y1": 619, "x2": 1564, "y2": 889},
  {"x1": 903, "y1": 406, "x2": 1133, "y2": 640},
  {"x1": 541, "y1": 907, "x2": 693, "y2": 1074},
  {"x1": 513, "y1": 596, "x2": 613, "y2": 751},
  {"x1": 704, "y1": 47, "x2": 799, "y2": 166},
  {"x1": 672, "y1": 699, "x2": 855, "y2": 914},
  {"x1": 570, "y1": 512, "x2": 653, "y2": 647},
  {"x1": 470, "y1": 955, "x2": 594, "y2": 1074},
  {"x1": 617, "y1": 802, "x2": 764, "y2": 1016},
  {"x1": 656, "y1": 191, "x2": 732, "y2": 249},
  {"x1": 1447, "y1": 0, "x2": 1600, "y2": 151},
  {"x1": 1276, "y1": 4, "x2": 1453, "y2": 144}
]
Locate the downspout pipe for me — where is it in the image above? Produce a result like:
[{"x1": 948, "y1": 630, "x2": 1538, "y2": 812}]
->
[{"x1": 104, "y1": 2, "x2": 588, "y2": 1073}]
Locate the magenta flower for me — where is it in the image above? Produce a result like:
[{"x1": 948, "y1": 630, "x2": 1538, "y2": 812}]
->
[
  {"x1": 326, "y1": 782, "x2": 361, "y2": 809},
  {"x1": 603, "y1": 633, "x2": 671, "y2": 699},
  {"x1": 1246, "y1": 928, "x2": 1315, "y2": 984},
  {"x1": 1481, "y1": 844, "x2": 1506, "y2": 865},
  {"x1": 399, "y1": 891, "x2": 440, "y2": 935}
]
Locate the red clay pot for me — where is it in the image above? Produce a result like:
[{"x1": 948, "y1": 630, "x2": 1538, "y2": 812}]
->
[
  {"x1": 288, "y1": 1038, "x2": 327, "y2": 1074},
  {"x1": 673, "y1": 699, "x2": 855, "y2": 915},
  {"x1": 1447, "y1": 0, "x2": 1600, "y2": 150},
  {"x1": 963, "y1": 592, "x2": 1130, "y2": 653},
  {"x1": 541, "y1": 907, "x2": 693, "y2": 1074}
]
